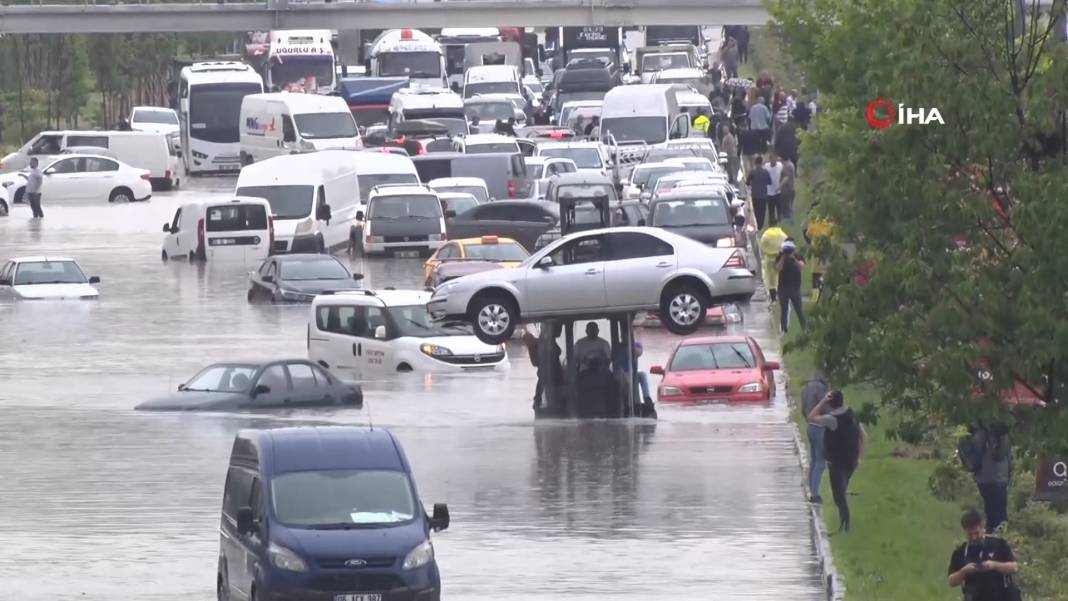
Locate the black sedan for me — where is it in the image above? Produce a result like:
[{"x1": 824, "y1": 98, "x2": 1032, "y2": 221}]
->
[
  {"x1": 445, "y1": 200, "x2": 559, "y2": 252},
  {"x1": 248, "y1": 254, "x2": 363, "y2": 303},
  {"x1": 135, "y1": 359, "x2": 363, "y2": 411}
]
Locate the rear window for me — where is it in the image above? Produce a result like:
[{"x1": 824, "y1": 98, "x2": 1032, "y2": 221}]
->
[
  {"x1": 67, "y1": 135, "x2": 109, "y2": 148},
  {"x1": 467, "y1": 142, "x2": 519, "y2": 155},
  {"x1": 206, "y1": 204, "x2": 268, "y2": 232},
  {"x1": 369, "y1": 195, "x2": 443, "y2": 220}
]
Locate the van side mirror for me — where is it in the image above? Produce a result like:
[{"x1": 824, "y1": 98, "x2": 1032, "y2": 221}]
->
[
  {"x1": 162, "y1": 223, "x2": 171, "y2": 233},
  {"x1": 430, "y1": 503, "x2": 450, "y2": 531},
  {"x1": 261, "y1": 275, "x2": 274, "y2": 284},
  {"x1": 374, "y1": 325, "x2": 387, "y2": 340},
  {"x1": 253, "y1": 384, "x2": 271, "y2": 396},
  {"x1": 88, "y1": 276, "x2": 100, "y2": 284},
  {"x1": 649, "y1": 365, "x2": 665, "y2": 376},
  {"x1": 353, "y1": 273, "x2": 364, "y2": 281},
  {"x1": 318, "y1": 204, "x2": 332, "y2": 222},
  {"x1": 237, "y1": 506, "x2": 256, "y2": 534},
  {"x1": 355, "y1": 210, "x2": 365, "y2": 221}
]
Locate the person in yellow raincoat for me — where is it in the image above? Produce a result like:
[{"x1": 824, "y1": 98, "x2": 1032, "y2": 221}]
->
[
  {"x1": 759, "y1": 224, "x2": 788, "y2": 302},
  {"x1": 803, "y1": 208, "x2": 834, "y2": 302},
  {"x1": 693, "y1": 109, "x2": 712, "y2": 136}
]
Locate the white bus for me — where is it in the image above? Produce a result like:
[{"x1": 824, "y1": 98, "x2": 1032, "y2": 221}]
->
[
  {"x1": 178, "y1": 62, "x2": 264, "y2": 175},
  {"x1": 258, "y1": 29, "x2": 337, "y2": 94}
]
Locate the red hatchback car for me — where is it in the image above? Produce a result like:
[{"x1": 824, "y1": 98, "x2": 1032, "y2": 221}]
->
[{"x1": 650, "y1": 336, "x2": 780, "y2": 403}]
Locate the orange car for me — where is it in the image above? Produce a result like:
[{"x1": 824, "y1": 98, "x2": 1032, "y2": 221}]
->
[{"x1": 422, "y1": 236, "x2": 529, "y2": 285}]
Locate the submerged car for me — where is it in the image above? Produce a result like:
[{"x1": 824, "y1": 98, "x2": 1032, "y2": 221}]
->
[
  {"x1": 135, "y1": 359, "x2": 363, "y2": 410},
  {"x1": 0, "y1": 256, "x2": 100, "y2": 300},
  {"x1": 650, "y1": 336, "x2": 779, "y2": 404},
  {"x1": 248, "y1": 254, "x2": 364, "y2": 303}
]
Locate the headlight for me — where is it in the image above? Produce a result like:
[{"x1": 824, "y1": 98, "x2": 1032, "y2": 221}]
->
[
  {"x1": 295, "y1": 218, "x2": 314, "y2": 235},
  {"x1": 659, "y1": 386, "x2": 682, "y2": 397},
  {"x1": 402, "y1": 539, "x2": 434, "y2": 571},
  {"x1": 280, "y1": 288, "x2": 310, "y2": 299},
  {"x1": 716, "y1": 237, "x2": 735, "y2": 248},
  {"x1": 268, "y1": 542, "x2": 308, "y2": 572},
  {"x1": 191, "y1": 150, "x2": 208, "y2": 159},
  {"x1": 420, "y1": 343, "x2": 453, "y2": 357},
  {"x1": 738, "y1": 382, "x2": 763, "y2": 393}
]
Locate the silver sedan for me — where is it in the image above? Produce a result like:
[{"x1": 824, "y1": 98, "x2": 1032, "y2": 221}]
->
[{"x1": 427, "y1": 226, "x2": 755, "y2": 344}]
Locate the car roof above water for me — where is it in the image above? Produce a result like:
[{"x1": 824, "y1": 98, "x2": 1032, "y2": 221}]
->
[
  {"x1": 313, "y1": 288, "x2": 431, "y2": 308},
  {"x1": 234, "y1": 426, "x2": 405, "y2": 474}
]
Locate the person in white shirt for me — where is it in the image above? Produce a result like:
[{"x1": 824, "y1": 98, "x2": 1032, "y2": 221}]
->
[{"x1": 765, "y1": 155, "x2": 784, "y2": 226}]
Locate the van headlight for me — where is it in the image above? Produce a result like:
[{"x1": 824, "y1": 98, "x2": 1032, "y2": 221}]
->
[
  {"x1": 420, "y1": 343, "x2": 453, "y2": 357},
  {"x1": 716, "y1": 237, "x2": 735, "y2": 248},
  {"x1": 295, "y1": 218, "x2": 315, "y2": 235},
  {"x1": 738, "y1": 382, "x2": 763, "y2": 393},
  {"x1": 268, "y1": 543, "x2": 308, "y2": 572},
  {"x1": 402, "y1": 539, "x2": 434, "y2": 570}
]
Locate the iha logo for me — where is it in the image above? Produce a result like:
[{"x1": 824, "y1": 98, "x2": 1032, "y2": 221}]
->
[{"x1": 865, "y1": 98, "x2": 945, "y2": 129}]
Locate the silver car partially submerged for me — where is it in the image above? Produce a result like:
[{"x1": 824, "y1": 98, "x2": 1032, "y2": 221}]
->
[{"x1": 427, "y1": 226, "x2": 755, "y2": 344}]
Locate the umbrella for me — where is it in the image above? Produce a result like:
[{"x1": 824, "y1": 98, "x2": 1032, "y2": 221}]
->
[{"x1": 723, "y1": 77, "x2": 755, "y2": 89}]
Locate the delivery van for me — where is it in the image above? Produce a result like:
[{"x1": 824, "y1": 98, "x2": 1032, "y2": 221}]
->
[
  {"x1": 161, "y1": 197, "x2": 272, "y2": 263},
  {"x1": 240, "y1": 93, "x2": 361, "y2": 164}
]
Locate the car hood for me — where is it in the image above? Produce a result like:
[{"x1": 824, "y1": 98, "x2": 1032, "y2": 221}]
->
[
  {"x1": 14, "y1": 283, "x2": 98, "y2": 299},
  {"x1": 279, "y1": 518, "x2": 428, "y2": 561},
  {"x1": 281, "y1": 279, "x2": 362, "y2": 294},
  {"x1": 663, "y1": 368, "x2": 763, "y2": 388},
  {"x1": 135, "y1": 390, "x2": 247, "y2": 411},
  {"x1": 418, "y1": 334, "x2": 501, "y2": 355},
  {"x1": 438, "y1": 264, "x2": 518, "y2": 290},
  {"x1": 309, "y1": 137, "x2": 361, "y2": 151}
]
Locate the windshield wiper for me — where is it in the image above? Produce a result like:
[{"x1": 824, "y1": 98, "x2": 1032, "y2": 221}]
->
[
  {"x1": 405, "y1": 318, "x2": 432, "y2": 331},
  {"x1": 730, "y1": 347, "x2": 753, "y2": 368}
]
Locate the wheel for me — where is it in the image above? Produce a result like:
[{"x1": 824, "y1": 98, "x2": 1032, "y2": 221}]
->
[
  {"x1": 109, "y1": 187, "x2": 133, "y2": 203},
  {"x1": 13, "y1": 188, "x2": 24, "y2": 204},
  {"x1": 660, "y1": 282, "x2": 708, "y2": 335},
  {"x1": 161, "y1": 249, "x2": 168, "y2": 261},
  {"x1": 188, "y1": 251, "x2": 196, "y2": 263},
  {"x1": 317, "y1": 236, "x2": 326, "y2": 254},
  {"x1": 0, "y1": 200, "x2": 7, "y2": 216},
  {"x1": 247, "y1": 288, "x2": 256, "y2": 302},
  {"x1": 468, "y1": 292, "x2": 518, "y2": 345}
]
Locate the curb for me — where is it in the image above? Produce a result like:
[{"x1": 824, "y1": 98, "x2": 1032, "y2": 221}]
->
[{"x1": 783, "y1": 371, "x2": 846, "y2": 601}]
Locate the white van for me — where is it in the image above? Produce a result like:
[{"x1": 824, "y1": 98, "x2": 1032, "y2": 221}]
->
[
  {"x1": 239, "y1": 93, "x2": 361, "y2": 164},
  {"x1": 462, "y1": 65, "x2": 522, "y2": 99},
  {"x1": 235, "y1": 151, "x2": 362, "y2": 254},
  {"x1": 600, "y1": 84, "x2": 691, "y2": 146},
  {"x1": 0, "y1": 130, "x2": 179, "y2": 189},
  {"x1": 351, "y1": 150, "x2": 422, "y2": 207},
  {"x1": 161, "y1": 197, "x2": 272, "y2": 262},
  {"x1": 357, "y1": 184, "x2": 446, "y2": 257},
  {"x1": 309, "y1": 288, "x2": 507, "y2": 379}
]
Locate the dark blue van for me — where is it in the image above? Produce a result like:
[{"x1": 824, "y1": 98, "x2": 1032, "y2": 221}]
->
[{"x1": 217, "y1": 426, "x2": 450, "y2": 601}]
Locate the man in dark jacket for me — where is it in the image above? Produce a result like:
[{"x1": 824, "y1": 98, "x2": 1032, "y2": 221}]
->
[
  {"x1": 745, "y1": 155, "x2": 772, "y2": 230},
  {"x1": 801, "y1": 369, "x2": 831, "y2": 503},
  {"x1": 965, "y1": 423, "x2": 1012, "y2": 533},
  {"x1": 808, "y1": 390, "x2": 868, "y2": 532},
  {"x1": 774, "y1": 117, "x2": 800, "y2": 170}
]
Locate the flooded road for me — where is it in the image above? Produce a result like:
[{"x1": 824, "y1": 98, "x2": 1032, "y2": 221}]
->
[{"x1": 0, "y1": 181, "x2": 823, "y2": 601}]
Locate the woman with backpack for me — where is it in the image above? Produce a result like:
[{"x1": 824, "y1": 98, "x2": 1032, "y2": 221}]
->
[{"x1": 808, "y1": 390, "x2": 868, "y2": 532}]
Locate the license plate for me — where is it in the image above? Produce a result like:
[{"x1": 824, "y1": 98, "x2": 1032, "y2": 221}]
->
[
  {"x1": 210, "y1": 238, "x2": 236, "y2": 246},
  {"x1": 395, "y1": 250, "x2": 420, "y2": 258},
  {"x1": 334, "y1": 595, "x2": 381, "y2": 601}
]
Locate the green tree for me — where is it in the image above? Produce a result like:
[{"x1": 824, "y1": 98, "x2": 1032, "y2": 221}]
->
[{"x1": 769, "y1": 0, "x2": 1068, "y2": 457}]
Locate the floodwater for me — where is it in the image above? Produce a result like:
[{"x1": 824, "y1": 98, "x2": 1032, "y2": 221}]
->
[{"x1": 0, "y1": 179, "x2": 823, "y2": 601}]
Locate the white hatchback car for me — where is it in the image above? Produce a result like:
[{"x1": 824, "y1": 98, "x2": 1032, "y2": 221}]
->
[
  {"x1": 309, "y1": 289, "x2": 508, "y2": 380},
  {"x1": 0, "y1": 256, "x2": 100, "y2": 300},
  {"x1": 428, "y1": 226, "x2": 756, "y2": 344},
  {"x1": 1, "y1": 154, "x2": 152, "y2": 204}
]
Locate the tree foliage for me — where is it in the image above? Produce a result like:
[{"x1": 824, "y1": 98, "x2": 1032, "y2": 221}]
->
[{"x1": 769, "y1": 0, "x2": 1068, "y2": 457}]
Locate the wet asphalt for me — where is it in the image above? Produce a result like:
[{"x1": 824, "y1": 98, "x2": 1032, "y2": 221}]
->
[{"x1": 0, "y1": 178, "x2": 823, "y2": 600}]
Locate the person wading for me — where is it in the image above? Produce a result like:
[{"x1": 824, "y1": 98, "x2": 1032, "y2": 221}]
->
[
  {"x1": 948, "y1": 508, "x2": 1020, "y2": 601},
  {"x1": 26, "y1": 157, "x2": 44, "y2": 219},
  {"x1": 808, "y1": 390, "x2": 867, "y2": 532}
]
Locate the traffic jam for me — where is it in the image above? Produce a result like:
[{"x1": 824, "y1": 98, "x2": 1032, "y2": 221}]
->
[{"x1": 0, "y1": 24, "x2": 822, "y2": 601}]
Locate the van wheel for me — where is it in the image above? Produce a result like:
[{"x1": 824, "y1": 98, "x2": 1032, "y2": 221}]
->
[
  {"x1": 217, "y1": 570, "x2": 229, "y2": 601},
  {"x1": 109, "y1": 187, "x2": 133, "y2": 203},
  {"x1": 161, "y1": 249, "x2": 168, "y2": 261},
  {"x1": 660, "y1": 282, "x2": 707, "y2": 335},
  {"x1": 0, "y1": 200, "x2": 8, "y2": 217},
  {"x1": 188, "y1": 251, "x2": 196, "y2": 263}
]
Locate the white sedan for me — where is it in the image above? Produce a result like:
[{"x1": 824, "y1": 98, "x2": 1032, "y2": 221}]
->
[
  {"x1": 428, "y1": 226, "x2": 755, "y2": 344},
  {"x1": 0, "y1": 154, "x2": 152, "y2": 204},
  {"x1": 0, "y1": 256, "x2": 100, "y2": 300}
]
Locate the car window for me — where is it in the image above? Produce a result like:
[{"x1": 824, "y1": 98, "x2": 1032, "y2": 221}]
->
[
  {"x1": 67, "y1": 135, "x2": 109, "y2": 148},
  {"x1": 317, "y1": 305, "x2": 369, "y2": 337},
  {"x1": 257, "y1": 259, "x2": 272, "y2": 277},
  {"x1": 170, "y1": 209, "x2": 182, "y2": 233},
  {"x1": 605, "y1": 232, "x2": 674, "y2": 260},
  {"x1": 265, "y1": 261, "x2": 277, "y2": 278},
  {"x1": 13, "y1": 260, "x2": 87, "y2": 285},
  {"x1": 249, "y1": 477, "x2": 265, "y2": 523},
  {"x1": 207, "y1": 204, "x2": 268, "y2": 232},
  {"x1": 0, "y1": 262, "x2": 13, "y2": 284},
  {"x1": 48, "y1": 158, "x2": 82, "y2": 174},
  {"x1": 310, "y1": 364, "x2": 333, "y2": 386},
  {"x1": 549, "y1": 234, "x2": 605, "y2": 265},
  {"x1": 222, "y1": 467, "x2": 254, "y2": 518},
  {"x1": 366, "y1": 306, "x2": 389, "y2": 338},
  {"x1": 256, "y1": 364, "x2": 289, "y2": 393},
  {"x1": 438, "y1": 244, "x2": 457, "y2": 259},
  {"x1": 83, "y1": 157, "x2": 119, "y2": 172},
  {"x1": 670, "y1": 342, "x2": 756, "y2": 371},
  {"x1": 30, "y1": 135, "x2": 62, "y2": 155},
  {"x1": 473, "y1": 204, "x2": 514, "y2": 220},
  {"x1": 512, "y1": 205, "x2": 555, "y2": 222},
  {"x1": 287, "y1": 363, "x2": 318, "y2": 390}
]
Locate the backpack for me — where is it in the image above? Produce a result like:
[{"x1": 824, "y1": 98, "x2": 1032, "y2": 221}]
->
[
  {"x1": 824, "y1": 409, "x2": 860, "y2": 466},
  {"x1": 957, "y1": 433, "x2": 983, "y2": 474}
]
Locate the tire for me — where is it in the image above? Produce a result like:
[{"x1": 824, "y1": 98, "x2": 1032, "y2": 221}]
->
[
  {"x1": 247, "y1": 288, "x2": 256, "y2": 302},
  {"x1": 188, "y1": 251, "x2": 196, "y2": 263},
  {"x1": 468, "y1": 292, "x2": 518, "y2": 345},
  {"x1": 0, "y1": 200, "x2": 7, "y2": 217},
  {"x1": 13, "y1": 188, "x2": 24, "y2": 204},
  {"x1": 161, "y1": 249, "x2": 168, "y2": 261},
  {"x1": 109, "y1": 187, "x2": 133, "y2": 203},
  {"x1": 660, "y1": 282, "x2": 708, "y2": 335}
]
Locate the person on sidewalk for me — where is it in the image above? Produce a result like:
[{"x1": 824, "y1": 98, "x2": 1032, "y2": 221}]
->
[
  {"x1": 746, "y1": 155, "x2": 772, "y2": 230},
  {"x1": 747, "y1": 96, "x2": 773, "y2": 146},
  {"x1": 947, "y1": 508, "x2": 1020, "y2": 601},
  {"x1": 779, "y1": 157, "x2": 797, "y2": 222},
  {"x1": 26, "y1": 157, "x2": 44, "y2": 219},
  {"x1": 801, "y1": 369, "x2": 831, "y2": 503},
  {"x1": 960, "y1": 422, "x2": 1012, "y2": 533},
  {"x1": 758, "y1": 224, "x2": 788, "y2": 302},
  {"x1": 808, "y1": 390, "x2": 868, "y2": 533},
  {"x1": 719, "y1": 123, "x2": 740, "y2": 185},
  {"x1": 765, "y1": 155, "x2": 783, "y2": 226},
  {"x1": 776, "y1": 239, "x2": 806, "y2": 333}
]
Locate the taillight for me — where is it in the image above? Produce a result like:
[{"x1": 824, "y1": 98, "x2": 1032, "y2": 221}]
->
[
  {"x1": 723, "y1": 250, "x2": 745, "y2": 269},
  {"x1": 508, "y1": 178, "x2": 517, "y2": 198},
  {"x1": 417, "y1": 142, "x2": 426, "y2": 155},
  {"x1": 197, "y1": 218, "x2": 205, "y2": 251},
  {"x1": 268, "y1": 214, "x2": 275, "y2": 248},
  {"x1": 140, "y1": 173, "x2": 152, "y2": 181},
  {"x1": 164, "y1": 169, "x2": 171, "y2": 180}
]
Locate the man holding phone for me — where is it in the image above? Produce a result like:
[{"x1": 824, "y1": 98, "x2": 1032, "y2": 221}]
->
[{"x1": 948, "y1": 509, "x2": 1020, "y2": 601}]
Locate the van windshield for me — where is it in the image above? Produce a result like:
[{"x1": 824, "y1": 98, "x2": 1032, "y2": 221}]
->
[
  {"x1": 642, "y1": 53, "x2": 690, "y2": 72},
  {"x1": 206, "y1": 204, "x2": 269, "y2": 231},
  {"x1": 134, "y1": 109, "x2": 179, "y2": 125},
  {"x1": 378, "y1": 51, "x2": 442, "y2": 78},
  {"x1": 272, "y1": 469, "x2": 417, "y2": 527},
  {"x1": 601, "y1": 116, "x2": 667, "y2": 144},
  {"x1": 540, "y1": 148, "x2": 602, "y2": 169},
  {"x1": 358, "y1": 173, "x2": 420, "y2": 203},
  {"x1": 236, "y1": 185, "x2": 314, "y2": 220},
  {"x1": 294, "y1": 112, "x2": 358, "y2": 140},
  {"x1": 369, "y1": 195, "x2": 442, "y2": 220},
  {"x1": 435, "y1": 185, "x2": 488, "y2": 203},
  {"x1": 387, "y1": 304, "x2": 474, "y2": 337},
  {"x1": 464, "y1": 82, "x2": 519, "y2": 98}
]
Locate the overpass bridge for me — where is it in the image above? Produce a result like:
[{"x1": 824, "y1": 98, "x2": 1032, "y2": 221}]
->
[{"x1": 0, "y1": 0, "x2": 770, "y2": 34}]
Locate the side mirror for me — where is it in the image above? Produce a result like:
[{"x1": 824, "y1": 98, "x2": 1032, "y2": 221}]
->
[
  {"x1": 253, "y1": 384, "x2": 271, "y2": 396},
  {"x1": 430, "y1": 503, "x2": 450, "y2": 532},
  {"x1": 352, "y1": 273, "x2": 364, "y2": 281},
  {"x1": 355, "y1": 210, "x2": 365, "y2": 221},
  {"x1": 236, "y1": 506, "x2": 256, "y2": 535},
  {"x1": 536, "y1": 255, "x2": 554, "y2": 269},
  {"x1": 177, "y1": 383, "x2": 186, "y2": 391},
  {"x1": 637, "y1": 218, "x2": 646, "y2": 226},
  {"x1": 318, "y1": 204, "x2": 332, "y2": 222},
  {"x1": 44, "y1": 168, "x2": 55, "y2": 176},
  {"x1": 179, "y1": 98, "x2": 189, "y2": 113},
  {"x1": 765, "y1": 361, "x2": 781, "y2": 370},
  {"x1": 261, "y1": 275, "x2": 274, "y2": 284},
  {"x1": 88, "y1": 276, "x2": 100, "y2": 284},
  {"x1": 374, "y1": 325, "x2": 387, "y2": 340},
  {"x1": 649, "y1": 365, "x2": 665, "y2": 376},
  {"x1": 162, "y1": 223, "x2": 171, "y2": 233},
  {"x1": 445, "y1": 209, "x2": 456, "y2": 219}
]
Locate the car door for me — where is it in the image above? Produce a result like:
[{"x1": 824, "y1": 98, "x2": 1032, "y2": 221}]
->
[
  {"x1": 164, "y1": 208, "x2": 183, "y2": 257},
  {"x1": 220, "y1": 466, "x2": 255, "y2": 600},
  {"x1": 283, "y1": 362, "x2": 336, "y2": 405},
  {"x1": 249, "y1": 363, "x2": 292, "y2": 407},
  {"x1": 0, "y1": 261, "x2": 14, "y2": 297},
  {"x1": 602, "y1": 231, "x2": 677, "y2": 308},
  {"x1": 312, "y1": 303, "x2": 363, "y2": 381},
  {"x1": 524, "y1": 233, "x2": 607, "y2": 315},
  {"x1": 254, "y1": 260, "x2": 277, "y2": 297},
  {"x1": 360, "y1": 304, "x2": 395, "y2": 372},
  {"x1": 83, "y1": 157, "x2": 120, "y2": 200},
  {"x1": 40, "y1": 157, "x2": 85, "y2": 201}
]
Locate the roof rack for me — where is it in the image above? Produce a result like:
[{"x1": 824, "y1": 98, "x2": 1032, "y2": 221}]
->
[{"x1": 369, "y1": 182, "x2": 434, "y2": 195}]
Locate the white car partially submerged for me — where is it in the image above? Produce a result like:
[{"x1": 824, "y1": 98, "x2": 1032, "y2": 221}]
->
[{"x1": 0, "y1": 257, "x2": 100, "y2": 300}]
